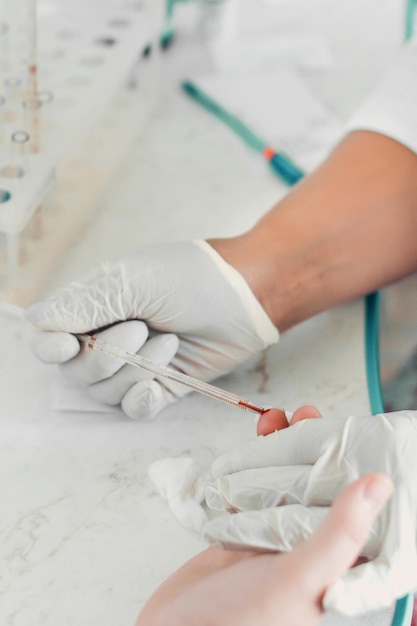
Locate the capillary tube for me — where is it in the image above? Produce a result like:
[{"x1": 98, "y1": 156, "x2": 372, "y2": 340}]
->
[{"x1": 77, "y1": 333, "x2": 265, "y2": 415}]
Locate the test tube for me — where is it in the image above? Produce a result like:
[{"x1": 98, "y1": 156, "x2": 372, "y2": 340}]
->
[
  {"x1": 22, "y1": 96, "x2": 41, "y2": 153},
  {"x1": 27, "y1": 0, "x2": 38, "y2": 93},
  {"x1": 41, "y1": 169, "x2": 58, "y2": 215},
  {"x1": 11, "y1": 129, "x2": 30, "y2": 174},
  {"x1": 0, "y1": 22, "x2": 10, "y2": 73},
  {"x1": 37, "y1": 89, "x2": 54, "y2": 130},
  {"x1": 0, "y1": 163, "x2": 25, "y2": 179},
  {"x1": 0, "y1": 95, "x2": 6, "y2": 144},
  {"x1": 4, "y1": 77, "x2": 23, "y2": 124},
  {"x1": 199, "y1": 0, "x2": 235, "y2": 44},
  {"x1": 26, "y1": 0, "x2": 39, "y2": 152},
  {"x1": 27, "y1": 203, "x2": 43, "y2": 240},
  {"x1": 6, "y1": 232, "x2": 19, "y2": 279},
  {"x1": 11, "y1": 127, "x2": 42, "y2": 241},
  {"x1": 37, "y1": 89, "x2": 53, "y2": 105},
  {"x1": 0, "y1": 128, "x2": 26, "y2": 185}
]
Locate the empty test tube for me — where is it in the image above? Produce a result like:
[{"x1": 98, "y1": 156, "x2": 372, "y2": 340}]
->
[
  {"x1": 22, "y1": 97, "x2": 41, "y2": 153},
  {"x1": 37, "y1": 89, "x2": 54, "y2": 129},
  {"x1": 37, "y1": 90, "x2": 53, "y2": 105},
  {"x1": 0, "y1": 22, "x2": 10, "y2": 73},
  {"x1": 0, "y1": 95, "x2": 6, "y2": 143},
  {"x1": 11, "y1": 130, "x2": 30, "y2": 175},
  {"x1": 4, "y1": 77, "x2": 23, "y2": 125}
]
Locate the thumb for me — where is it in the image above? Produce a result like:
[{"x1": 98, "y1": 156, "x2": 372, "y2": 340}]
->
[{"x1": 288, "y1": 473, "x2": 394, "y2": 595}]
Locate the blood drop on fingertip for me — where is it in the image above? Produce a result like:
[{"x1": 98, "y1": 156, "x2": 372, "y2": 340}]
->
[{"x1": 257, "y1": 407, "x2": 289, "y2": 436}]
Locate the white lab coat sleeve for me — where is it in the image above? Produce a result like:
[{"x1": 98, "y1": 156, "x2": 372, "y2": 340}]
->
[{"x1": 345, "y1": 37, "x2": 417, "y2": 155}]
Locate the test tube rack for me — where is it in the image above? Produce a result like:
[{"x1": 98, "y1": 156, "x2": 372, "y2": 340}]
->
[{"x1": 0, "y1": 0, "x2": 163, "y2": 305}]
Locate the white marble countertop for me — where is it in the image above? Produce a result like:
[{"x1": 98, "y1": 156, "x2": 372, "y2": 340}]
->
[{"x1": 0, "y1": 1, "x2": 408, "y2": 624}]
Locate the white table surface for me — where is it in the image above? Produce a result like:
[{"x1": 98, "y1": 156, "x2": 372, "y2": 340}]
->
[{"x1": 0, "y1": 1, "x2": 408, "y2": 624}]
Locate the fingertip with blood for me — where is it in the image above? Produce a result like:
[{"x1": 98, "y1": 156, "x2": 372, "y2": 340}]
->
[
  {"x1": 256, "y1": 407, "x2": 288, "y2": 436},
  {"x1": 256, "y1": 404, "x2": 323, "y2": 436}
]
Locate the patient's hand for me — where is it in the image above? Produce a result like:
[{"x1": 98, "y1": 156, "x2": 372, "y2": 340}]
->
[
  {"x1": 136, "y1": 406, "x2": 391, "y2": 625},
  {"x1": 136, "y1": 473, "x2": 392, "y2": 625}
]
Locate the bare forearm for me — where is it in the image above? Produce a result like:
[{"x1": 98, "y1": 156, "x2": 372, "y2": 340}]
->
[{"x1": 209, "y1": 131, "x2": 417, "y2": 331}]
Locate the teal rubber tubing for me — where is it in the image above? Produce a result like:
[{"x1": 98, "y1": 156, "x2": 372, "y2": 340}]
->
[
  {"x1": 365, "y1": 292, "x2": 414, "y2": 625},
  {"x1": 364, "y1": 292, "x2": 384, "y2": 414},
  {"x1": 269, "y1": 153, "x2": 304, "y2": 186},
  {"x1": 405, "y1": 0, "x2": 417, "y2": 40},
  {"x1": 182, "y1": 81, "x2": 304, "y2": 186}
]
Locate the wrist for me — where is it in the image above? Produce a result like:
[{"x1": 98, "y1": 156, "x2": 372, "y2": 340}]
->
[
  {"x1": 207, "y1": 232, "x2": 291, "y2": 331},
  {"x1": 208, "y1": 223, "x2": 318, "y2": 333},
  {"x1": 210, "y1": 130, "x2": 417, "y2": 332}
]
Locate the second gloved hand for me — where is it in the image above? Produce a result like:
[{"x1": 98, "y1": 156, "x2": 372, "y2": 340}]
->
[
  {"x1": 204, "y1": 410, "x2": 417, "y2": 615},
  {"x1": 26, "y1": 240, "x2": 278, "y2": 419}
]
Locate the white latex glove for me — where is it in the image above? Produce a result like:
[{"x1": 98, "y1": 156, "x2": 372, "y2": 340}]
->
[
  {"x1": 204, "y1": 411, "x2": 417, "y2": 615},
  {"x1": 26, "y1": 240, "x2": 278, "y2": 419}
]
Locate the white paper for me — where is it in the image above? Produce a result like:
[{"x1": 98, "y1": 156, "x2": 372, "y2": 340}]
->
[
  {"x1": 209, "y1": 34, "x2": 334, "y2": 73},
  {"x1": 195, "y1": 68, "x2": 343, "y2": 173},
  {"x1": 50, "y1": 373, "x2": 119, "y2": 413}
]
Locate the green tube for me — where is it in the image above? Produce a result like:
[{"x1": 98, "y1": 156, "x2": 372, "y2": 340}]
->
[
  {"x1": 364, "y1": 292, "x2": 384, "y2": 414},
  {"x1": 181, "y1": 81, "x2": 304, "y2": 186},
  {"x1": 405, "y1": 0, "x2": 417, "y2": 40},
  {"x1": 364, "y1": 292, "x2": 414, "y2": 625}
]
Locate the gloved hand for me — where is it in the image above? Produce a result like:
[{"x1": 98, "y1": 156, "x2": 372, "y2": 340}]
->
[
  {"x1": 26, "y1": 240, "x2": 278, "y2": 419},
  {"x1": 204, "y1": 410, "x2": 417, "y2": 615}
]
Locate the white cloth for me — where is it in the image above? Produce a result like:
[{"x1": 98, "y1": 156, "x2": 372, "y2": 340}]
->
[
  {"x1": 148, "y1": 457, "x2": 210, "y2": 533},
  {"x1": 346, "y1": 37, "x2": 417, "y2": 155}
]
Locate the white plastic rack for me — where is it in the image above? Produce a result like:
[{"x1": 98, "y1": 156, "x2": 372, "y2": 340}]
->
[{"x1": 0, "y1": 0, "x2": 162, "y2": 302}]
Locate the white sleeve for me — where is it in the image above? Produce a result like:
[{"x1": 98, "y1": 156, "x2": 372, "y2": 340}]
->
[{"x1": 345, "y1": 37, "x2": 417, "y2": 154}]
